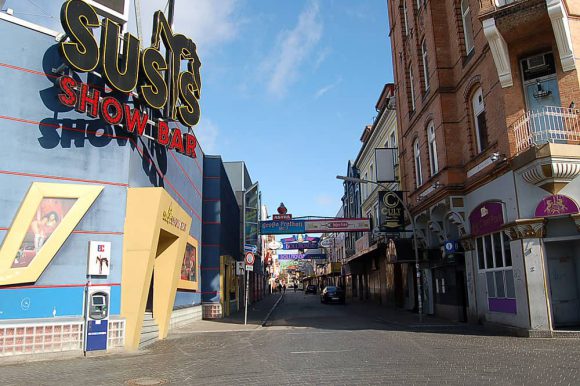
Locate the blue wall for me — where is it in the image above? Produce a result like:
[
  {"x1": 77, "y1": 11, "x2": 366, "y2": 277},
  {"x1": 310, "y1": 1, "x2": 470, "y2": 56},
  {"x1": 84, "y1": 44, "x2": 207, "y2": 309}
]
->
[
  {"x1": 202, "y1": 156, "x2": 240, "y2": 303},
  {"x1": 0, "y1": 19, "x2": 203, "y2": 318}
]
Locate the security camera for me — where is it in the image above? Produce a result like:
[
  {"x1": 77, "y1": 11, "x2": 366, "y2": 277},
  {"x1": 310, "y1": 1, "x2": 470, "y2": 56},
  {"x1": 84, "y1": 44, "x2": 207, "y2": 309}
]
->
[{"x1": 490, "y1": 152, "x2": 500, "y2": 162}]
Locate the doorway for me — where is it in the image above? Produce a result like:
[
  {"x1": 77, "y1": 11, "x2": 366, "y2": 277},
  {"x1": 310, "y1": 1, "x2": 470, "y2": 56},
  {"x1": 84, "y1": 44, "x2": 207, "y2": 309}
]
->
[{"x1": 545, "y1": 240, "x2": 580, "y2": 328}]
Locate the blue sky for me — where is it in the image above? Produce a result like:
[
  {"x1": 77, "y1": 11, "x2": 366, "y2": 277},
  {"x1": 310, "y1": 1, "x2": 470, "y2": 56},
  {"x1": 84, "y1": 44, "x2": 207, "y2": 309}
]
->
[{"x1": 7, "y1": 0, "x2": 393, "y2": 219}]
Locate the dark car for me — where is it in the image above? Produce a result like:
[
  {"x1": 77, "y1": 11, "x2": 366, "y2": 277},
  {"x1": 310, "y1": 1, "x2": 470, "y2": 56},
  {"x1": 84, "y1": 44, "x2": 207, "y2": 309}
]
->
[
  {"x1": 320, "y1": 286, "x2": 345, "y2": 304},
  {"x1": 305, "y1": 285, "x2": 317, "y2": 294}
]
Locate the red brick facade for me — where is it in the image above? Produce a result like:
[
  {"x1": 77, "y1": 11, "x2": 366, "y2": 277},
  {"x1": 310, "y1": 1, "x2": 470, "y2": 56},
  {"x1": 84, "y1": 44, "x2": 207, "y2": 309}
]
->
[{"x1": 388, "y1": 0, "x2": 580, "y2": 214}]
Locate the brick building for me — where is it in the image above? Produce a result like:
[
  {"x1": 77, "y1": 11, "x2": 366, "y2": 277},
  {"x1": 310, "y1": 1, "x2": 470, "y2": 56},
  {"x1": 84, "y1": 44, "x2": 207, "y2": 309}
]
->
[{"x1": 388, "y1": 0, "x2": 580, "y2": 335}]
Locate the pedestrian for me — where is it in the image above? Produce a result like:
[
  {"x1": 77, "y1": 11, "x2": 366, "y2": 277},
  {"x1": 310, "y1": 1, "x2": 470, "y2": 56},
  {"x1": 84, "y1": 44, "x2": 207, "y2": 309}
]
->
[
  {"x1": 277, "y1": 283, "x2": 282, "y2": 293},
  {"x1": 282, "y1": 284, "x2": 286, "y2": 294},
  {"x1": 293, "y1": 283, "x2": 297, "y2": 292}
]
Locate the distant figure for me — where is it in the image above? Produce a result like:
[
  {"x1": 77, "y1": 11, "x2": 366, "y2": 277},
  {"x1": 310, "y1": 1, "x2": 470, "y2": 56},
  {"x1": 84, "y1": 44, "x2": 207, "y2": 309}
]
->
[
  {"x1": 283, "y1": 284, "x2": 286, "y2": 294},
  {"x1": 293, "y1": 283, "x2": 297, "y2": 292},
  {"x1": 277, "y1": 283, "x2": 282, "y2": 293}
]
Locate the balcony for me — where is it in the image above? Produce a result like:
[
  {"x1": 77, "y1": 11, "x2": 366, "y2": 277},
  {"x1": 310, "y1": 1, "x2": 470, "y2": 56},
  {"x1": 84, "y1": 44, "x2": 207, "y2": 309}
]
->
[
  {"x1": 510, "y1": 106, "x2": 580, "y2": 192},
  {"x1": 479, "y1": 0, "x2": 544, "y2": 19},
  {"x1": 512, "y1": 106, "x2": 580, "y2": 154}
]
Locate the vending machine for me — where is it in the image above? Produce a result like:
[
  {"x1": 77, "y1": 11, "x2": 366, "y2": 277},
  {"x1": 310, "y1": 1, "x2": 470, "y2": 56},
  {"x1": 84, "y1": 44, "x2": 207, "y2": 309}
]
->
[{"x1": 84, "y1": 286, "x2": 110, "y2": 352}]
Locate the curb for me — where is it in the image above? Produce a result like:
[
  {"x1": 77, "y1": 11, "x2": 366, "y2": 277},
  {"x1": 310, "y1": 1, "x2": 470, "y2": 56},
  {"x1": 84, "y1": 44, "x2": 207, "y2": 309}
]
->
[{"x1": 261, "y1": 294, "x2": 284, "y2": 327}]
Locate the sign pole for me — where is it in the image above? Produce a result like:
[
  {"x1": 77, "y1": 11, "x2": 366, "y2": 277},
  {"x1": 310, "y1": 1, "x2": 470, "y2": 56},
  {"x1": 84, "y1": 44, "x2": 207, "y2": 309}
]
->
[{"x1": 244, "y1": 268, "x2": 249, "y2": 325}]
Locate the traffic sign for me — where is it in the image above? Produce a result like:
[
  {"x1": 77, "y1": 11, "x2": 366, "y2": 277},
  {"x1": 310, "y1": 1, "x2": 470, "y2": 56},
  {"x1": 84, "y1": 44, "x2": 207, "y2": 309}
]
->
[
  {"x1": 245, "y1": 252, "x2": 255, "y2": 265},
  {"x1": 244, "y1": 244, "x2": 257, "y2": 253},
  {"x1": 245, "y1": 264, "x2": 254, "y2": 271}
]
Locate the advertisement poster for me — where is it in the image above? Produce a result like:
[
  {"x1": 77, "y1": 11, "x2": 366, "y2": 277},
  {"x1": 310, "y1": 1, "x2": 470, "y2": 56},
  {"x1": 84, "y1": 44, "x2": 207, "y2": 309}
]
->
[
  {"x1": 180, "y1": 243, "x2": 197, "y2": 282},
  {"x1": 12, "y1": 198, "x2": 77, "y2": 268},
  {"x1": 88, "y1": 241, "x2": 112, "y2": 276}
]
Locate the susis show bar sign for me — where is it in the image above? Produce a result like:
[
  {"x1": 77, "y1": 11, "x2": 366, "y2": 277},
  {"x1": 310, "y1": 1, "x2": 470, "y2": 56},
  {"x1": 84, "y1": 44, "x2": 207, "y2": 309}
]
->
[{"x1": 56, "y1": 0, "x2": 201, "y2": 158}]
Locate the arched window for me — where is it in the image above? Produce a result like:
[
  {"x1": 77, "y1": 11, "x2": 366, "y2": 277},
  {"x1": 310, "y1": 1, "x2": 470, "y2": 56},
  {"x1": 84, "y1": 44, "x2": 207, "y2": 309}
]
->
[
  {"x1": 409, "y1": 64, "x2": 415, "y2": 111},
  {"x1": 461, "y1": 0, "x2": 474, "y2": 55},
  {"x1": 427, "y1": 122, "x2": 439, "y2": 175},
  {"x1": 472, "y1": 87, "x2": 488, "y2": 153},
  {"x1": 403, "y1": 1, "x2": 409, "y2": 36},
  {"x1": 414, "y1": 139, "x2": 423, "y2": 187},
  {"x1": 421, "y1": 38, "x2": 430, "y2": 91}
]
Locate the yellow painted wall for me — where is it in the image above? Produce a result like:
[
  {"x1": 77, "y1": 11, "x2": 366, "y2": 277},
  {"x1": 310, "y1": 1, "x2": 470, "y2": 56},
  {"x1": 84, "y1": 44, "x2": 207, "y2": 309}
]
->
[{"x1": 121, "y1": 188, "x2": 191, "y2": 351}]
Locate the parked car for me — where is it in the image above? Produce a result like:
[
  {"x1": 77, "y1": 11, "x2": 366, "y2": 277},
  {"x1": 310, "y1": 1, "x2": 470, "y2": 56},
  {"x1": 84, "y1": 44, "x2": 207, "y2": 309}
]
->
[
  {"x1": 320, "y1": 286, "x2": 345, "y2": 304},
  {"x1": 305, "y1": 284, "x2": 317, "y2": 294}
]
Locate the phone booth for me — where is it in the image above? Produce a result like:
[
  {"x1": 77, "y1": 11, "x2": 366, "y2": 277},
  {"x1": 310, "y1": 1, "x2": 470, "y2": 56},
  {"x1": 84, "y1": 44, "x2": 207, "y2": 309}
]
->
[{"x1": 85, "y1": 286, "x2": 110, "y2": 352}]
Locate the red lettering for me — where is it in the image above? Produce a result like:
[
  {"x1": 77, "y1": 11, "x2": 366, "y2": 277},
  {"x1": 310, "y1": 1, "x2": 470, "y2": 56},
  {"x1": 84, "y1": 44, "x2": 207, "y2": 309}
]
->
[
  {"x1": 157, "y1": 120, "x2": 170, "y2": 145},
  {"x1": 124, "y1": 105, "x2": 148, "y2": 136},
  {"x1": 101, "y1": 97, "x2": 124, "y2": 125},
  {"x1": 184, "y1": 133, "x2": 197, "y2": 158},
  {"x1": 76, "y1": 83, "x2": 100, "y2": 118},
  {"x1": 57, "y1": 76, "x2": 77, "y2": 107},
  {"x1": 169, "y1": 127, "x2": 184, "y2": 153}
]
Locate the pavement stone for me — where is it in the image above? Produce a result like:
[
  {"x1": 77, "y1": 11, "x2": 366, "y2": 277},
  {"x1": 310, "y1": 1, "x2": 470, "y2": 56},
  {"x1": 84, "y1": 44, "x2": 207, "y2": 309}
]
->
[{"x1": 0, "y1": 292, "x2": 579, "y2": 385}]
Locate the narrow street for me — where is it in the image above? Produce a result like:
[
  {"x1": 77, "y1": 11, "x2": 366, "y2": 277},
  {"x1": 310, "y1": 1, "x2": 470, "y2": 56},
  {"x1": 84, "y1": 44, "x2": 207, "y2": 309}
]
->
[{"x1": 2, "y1": 293, "x2": 580, "y2": 385}]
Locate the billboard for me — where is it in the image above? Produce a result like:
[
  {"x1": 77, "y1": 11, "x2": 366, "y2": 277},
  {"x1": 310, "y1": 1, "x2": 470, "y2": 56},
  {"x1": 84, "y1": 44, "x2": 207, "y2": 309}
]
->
[
  {"x1": 375, "y1": 148, "x2": 397, "y2": 183},
  {"x1": 260, "y1": 220, "x2": 306, "y2": 235}
]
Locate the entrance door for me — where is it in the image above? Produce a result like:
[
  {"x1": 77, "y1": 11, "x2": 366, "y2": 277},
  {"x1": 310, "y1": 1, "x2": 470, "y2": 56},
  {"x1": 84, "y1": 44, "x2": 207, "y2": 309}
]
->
[{"x1": 546, "y1": 242, "x2": 580, "y2": 327}]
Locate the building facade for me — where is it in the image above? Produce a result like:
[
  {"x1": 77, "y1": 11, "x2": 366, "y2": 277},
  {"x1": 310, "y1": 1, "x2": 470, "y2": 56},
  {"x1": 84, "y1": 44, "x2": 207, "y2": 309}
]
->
[
  {"x1": 388, "y1": 0, "x2": 580, "y2": 334},
  {"x1": 0, "y1": 4, "x2": 205, "y2": 356}
]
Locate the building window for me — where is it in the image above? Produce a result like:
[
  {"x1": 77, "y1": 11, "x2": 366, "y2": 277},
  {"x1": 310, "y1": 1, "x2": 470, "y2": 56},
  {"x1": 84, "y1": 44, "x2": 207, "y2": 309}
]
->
[
  {"x1": 472, "y1": 87, "x2": 488, "y2": 153},
  {"x1": 461, "y1": 0, "x2": 474, "y2": 55},
  {"x1": 476, "y1": 232, "x2": 515, "y2": 300},
  {"x1": 421, "y1": 39, "x2": 430, "y2": 91},
  {"x1": 409, "y1": 65, "x2": 415, "y2": 112},
  {"x1": 427, "y1": 122, "x2": 438, "y2": 176},
  {"x1": 416, "y1": 0, "x2": 421, "y2": 10},
  {"x1": 403, "y1": 1, "x2": 409, "y2": 37},
  {"x1": 370, "y1": 164, "x2": 374, "y2": 183},
  {"x1": 414, "y1": 139, "x2": 423, "y2": 187}
]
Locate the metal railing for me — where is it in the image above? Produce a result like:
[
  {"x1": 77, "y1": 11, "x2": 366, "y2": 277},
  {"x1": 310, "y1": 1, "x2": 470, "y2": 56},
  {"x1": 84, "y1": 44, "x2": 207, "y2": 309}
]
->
[{"x1": 512, "y1": 106, "x2": 580, "y2": 155}]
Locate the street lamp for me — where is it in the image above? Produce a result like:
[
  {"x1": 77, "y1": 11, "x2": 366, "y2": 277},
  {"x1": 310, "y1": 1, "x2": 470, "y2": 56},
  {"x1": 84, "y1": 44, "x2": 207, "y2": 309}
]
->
[{"x1": 336, "y1": 175, "x2": 423, "y2": 322}]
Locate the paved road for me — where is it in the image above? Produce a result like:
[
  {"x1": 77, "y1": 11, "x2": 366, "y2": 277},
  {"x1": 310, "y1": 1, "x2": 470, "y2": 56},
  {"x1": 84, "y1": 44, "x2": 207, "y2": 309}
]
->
[{"x1": 2, "y1": 292, "x2": 580, "y2": 385}]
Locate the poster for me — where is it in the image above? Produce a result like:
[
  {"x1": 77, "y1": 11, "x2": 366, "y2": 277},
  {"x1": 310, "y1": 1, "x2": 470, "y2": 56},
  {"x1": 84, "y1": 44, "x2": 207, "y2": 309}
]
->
[
  {"x1": 180, "y1": 243, "x2": 197, "y2": 282},
  {"x1": 12, "y1": 198, "x2": 76, "y2": 268}
]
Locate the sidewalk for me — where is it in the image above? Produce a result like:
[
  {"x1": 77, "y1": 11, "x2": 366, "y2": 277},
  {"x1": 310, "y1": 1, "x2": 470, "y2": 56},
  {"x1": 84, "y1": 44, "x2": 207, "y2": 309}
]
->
[{"x1": 169, "y1": 293, "x2": 283, "y2": 335}]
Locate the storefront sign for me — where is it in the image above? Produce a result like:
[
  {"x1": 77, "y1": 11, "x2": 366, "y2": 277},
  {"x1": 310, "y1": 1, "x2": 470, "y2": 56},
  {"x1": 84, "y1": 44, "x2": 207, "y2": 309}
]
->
[
  {"x1": 273, "y1": 214, "x2": 292, "y2": 221},
  {"x1": 57, "y1": 0, "x2": 201, "y2": 158},
  {"x1": 88, "y1": 241, "x2": 111, "y2": 276},
  {"x1": 534, "y1": 194, "x2": 579, "y2": 218},
  {"x1": 260, "y1": 220, "x2": 306, "y2": 235},
  {"x1": 162, "y1": 204, "x2": 187, "y2": 231},
  {"x1": 281, "y1": 235, "x2": 319, "y2": 250},
  {"x1": 379, "y1": 191, "x2": 405, "y2": 232},
  {"x1": 304, "y1": 218, "x2": 370, "y2": 233},
  {"x1": 469, "y1": 202, "x2": 504, "y2": 236}
]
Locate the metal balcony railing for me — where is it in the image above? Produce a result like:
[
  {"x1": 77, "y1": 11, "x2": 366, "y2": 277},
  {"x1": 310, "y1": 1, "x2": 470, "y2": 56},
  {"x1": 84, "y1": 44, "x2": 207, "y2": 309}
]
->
[{"x1": 512, "y1": 106, "x2": 580, "y2": 155}]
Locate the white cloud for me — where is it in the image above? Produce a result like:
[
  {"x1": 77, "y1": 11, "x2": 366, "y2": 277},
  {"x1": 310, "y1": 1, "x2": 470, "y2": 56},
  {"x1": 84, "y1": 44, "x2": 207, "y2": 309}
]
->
[
  {"x1": 262, "y1": 1, "x2": 323, "y2": 98},
  {"x1": 130, "y1": 0, "x2": 240, "y2": 55},
  {"x1": 314, "y1": 77, "x2": 342, "y2": 99},
  {"x1": 194, "y1": 118, "x2": 220, "y2": 154}
]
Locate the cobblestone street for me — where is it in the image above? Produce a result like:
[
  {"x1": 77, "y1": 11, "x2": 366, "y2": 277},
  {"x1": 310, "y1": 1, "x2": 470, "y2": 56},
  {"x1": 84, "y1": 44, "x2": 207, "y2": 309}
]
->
[{"x1": 2, "y1": 292, "x2": 580, "y2": 385}]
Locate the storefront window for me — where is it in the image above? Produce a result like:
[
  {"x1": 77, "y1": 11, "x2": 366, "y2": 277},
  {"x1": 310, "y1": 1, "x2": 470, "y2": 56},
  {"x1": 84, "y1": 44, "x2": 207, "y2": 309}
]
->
[
  {"x1": 12, "y1": 197, "x2": 76, "y2": 268},
  {"x1": 476, "y1": 232, "x2": 515, "y2": 301}
]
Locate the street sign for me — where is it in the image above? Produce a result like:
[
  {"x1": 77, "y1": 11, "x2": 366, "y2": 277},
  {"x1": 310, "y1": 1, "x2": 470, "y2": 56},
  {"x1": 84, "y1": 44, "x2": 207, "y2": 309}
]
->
[
  {"x1": 244, "y1": 244, "x2": 257, "y2": 253},
  {"x1": 245, "y1": 252, "x2": 255, "y2": 265},
  {"x1": 245, "y1": 264, "x2": 254, "y2": 271}
]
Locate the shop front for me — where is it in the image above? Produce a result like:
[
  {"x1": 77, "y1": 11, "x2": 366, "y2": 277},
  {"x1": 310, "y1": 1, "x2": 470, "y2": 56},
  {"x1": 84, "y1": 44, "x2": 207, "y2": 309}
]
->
[{"x1": 0, "y1": 1, "x2": 204, "y2": 357}]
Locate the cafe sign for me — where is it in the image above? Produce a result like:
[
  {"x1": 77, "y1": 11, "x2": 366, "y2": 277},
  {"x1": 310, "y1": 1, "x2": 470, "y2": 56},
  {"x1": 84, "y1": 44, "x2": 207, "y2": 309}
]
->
[
  {"x1": 379, "y1": 191, "x2": 405, "y2": 232},
  {"x1": 469, "y1": 202, "x2": 504, "y2": 236},
  {"x1": 535, "y1": 194, "x2": 579, "y2": 218},
  {"x1": 56, "y1": 0, "x2": 201, "y2": 158}
]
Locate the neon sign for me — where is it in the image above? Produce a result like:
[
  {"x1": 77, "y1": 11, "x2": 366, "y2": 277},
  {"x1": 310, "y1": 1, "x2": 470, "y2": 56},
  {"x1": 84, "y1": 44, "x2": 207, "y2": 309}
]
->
[{"x1": 56, "y1": 0, "x2": 201, "y2": 158}]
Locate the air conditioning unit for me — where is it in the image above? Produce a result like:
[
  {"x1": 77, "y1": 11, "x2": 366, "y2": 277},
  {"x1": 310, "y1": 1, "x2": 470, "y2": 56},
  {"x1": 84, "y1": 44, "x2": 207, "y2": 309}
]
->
[{"x1": 526, "y1": 55, "x2": 547, "y2": 71}]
